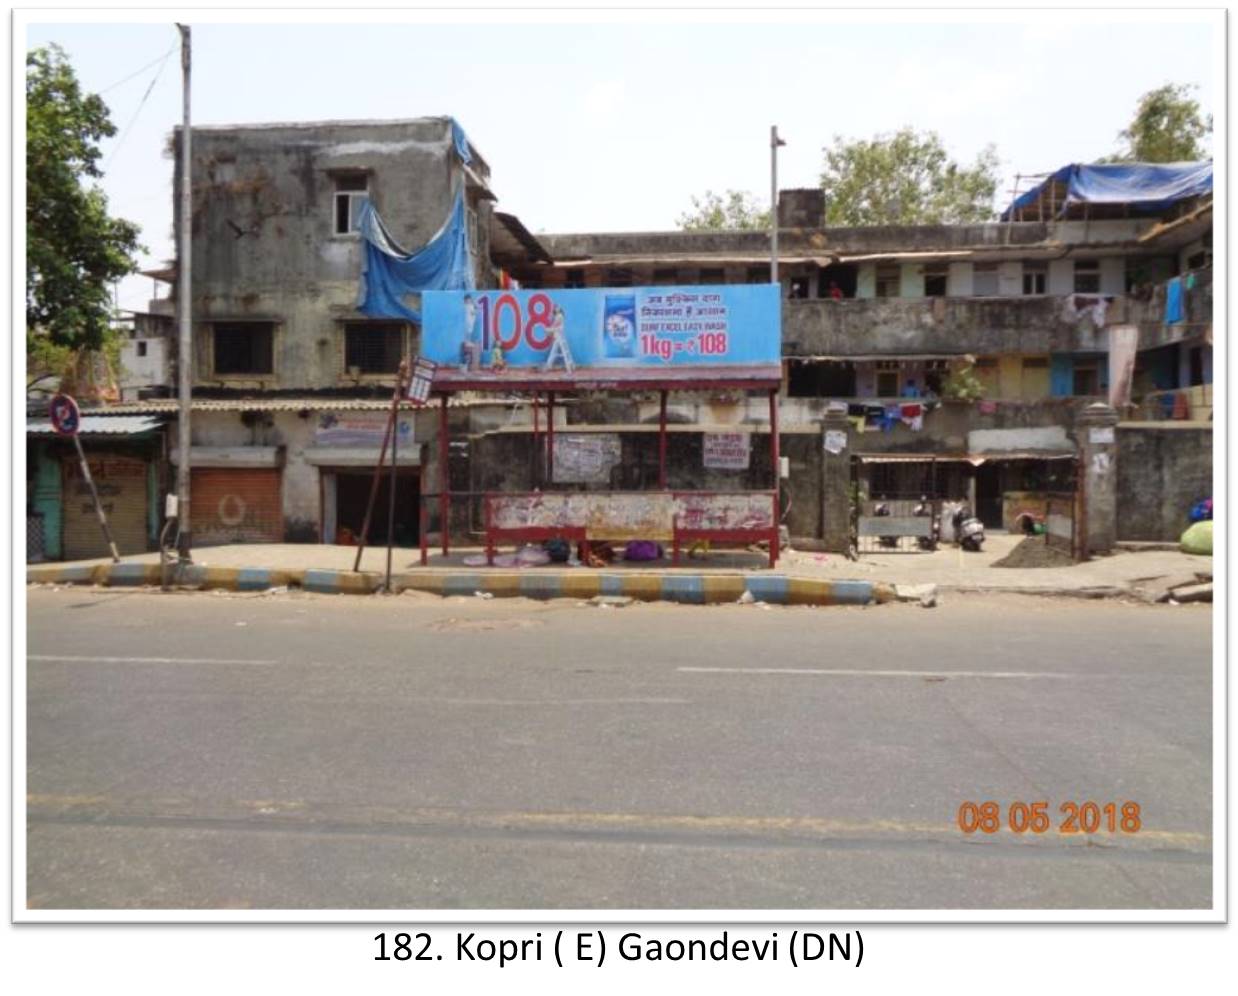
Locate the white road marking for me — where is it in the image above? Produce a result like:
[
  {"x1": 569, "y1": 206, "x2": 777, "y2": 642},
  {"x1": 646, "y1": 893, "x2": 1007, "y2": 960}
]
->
[
  {"x1": 29, "y1": 655, "x2": 277, "y2": 666},
  {"x1": 679, "y1": 667, "x2": 1078, "y2": 679}
]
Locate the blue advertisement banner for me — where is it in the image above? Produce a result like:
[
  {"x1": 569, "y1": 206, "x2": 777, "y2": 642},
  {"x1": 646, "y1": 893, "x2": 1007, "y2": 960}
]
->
[{"x1": 420, "y1": 285, "x2": 781, "y2": 386}]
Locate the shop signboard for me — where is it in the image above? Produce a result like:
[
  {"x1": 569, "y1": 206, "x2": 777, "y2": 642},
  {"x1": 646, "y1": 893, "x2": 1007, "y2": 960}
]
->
[{"x1": 315, "y1": 411, "x2": 413, "y2": 448}]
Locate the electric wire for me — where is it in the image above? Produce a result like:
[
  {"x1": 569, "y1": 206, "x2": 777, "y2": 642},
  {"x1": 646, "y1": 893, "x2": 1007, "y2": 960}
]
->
[
  {"x1": 104, "y1": 45, "x2": 175, "y2": 171},
  {"x1": 97, "y1": 45, "x2": 176, "y2": 95}
]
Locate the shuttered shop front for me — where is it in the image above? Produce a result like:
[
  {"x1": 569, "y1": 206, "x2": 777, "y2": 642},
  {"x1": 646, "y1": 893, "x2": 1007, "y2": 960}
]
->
[
  {"x1": 192, "y1": 468, "x2": 282, "y2": 543},
  {"x1": 62, "y1": 453, "x2": 150, "y2": 560}
]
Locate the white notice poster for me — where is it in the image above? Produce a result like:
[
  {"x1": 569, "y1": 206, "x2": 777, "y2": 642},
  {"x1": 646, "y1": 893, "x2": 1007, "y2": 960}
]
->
[{"x1": 703, "y1": 432, "x2": 751, "y2": 470}]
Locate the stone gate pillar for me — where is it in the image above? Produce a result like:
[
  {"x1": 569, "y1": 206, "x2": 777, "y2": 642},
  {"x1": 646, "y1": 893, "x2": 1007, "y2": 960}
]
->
[
  {"x1": 1075, "y1": 402, "x2": 1120, "y2": 556},
  {"x1": 821, "y1": 408, "x2": 852, "y2": 554}
]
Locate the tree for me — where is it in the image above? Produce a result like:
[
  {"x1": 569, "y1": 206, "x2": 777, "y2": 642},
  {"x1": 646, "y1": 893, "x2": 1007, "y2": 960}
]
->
[
  {"x1": 26, "y1": 44, "x2": 142, "y2": 355},
  {"x1": 677, "y1": 189, "x2": 771, "y2": 231},
  {"x1": 819, "y1": 128, "x2": 1000, "y2": 226},
  {"x1": 1112, "y1": 83, "x2": 1212, "y2": 163}
]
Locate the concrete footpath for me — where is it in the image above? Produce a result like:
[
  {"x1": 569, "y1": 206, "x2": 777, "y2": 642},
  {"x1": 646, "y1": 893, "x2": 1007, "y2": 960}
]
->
[{"x1": 26, "y1": 532, "x2": 1213, "y2": 606}]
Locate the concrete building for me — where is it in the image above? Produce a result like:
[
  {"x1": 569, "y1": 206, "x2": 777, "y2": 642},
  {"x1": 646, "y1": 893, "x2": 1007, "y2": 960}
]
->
[{"x1": 58, "y1": 118, "x2": 1211, "y2": 558}]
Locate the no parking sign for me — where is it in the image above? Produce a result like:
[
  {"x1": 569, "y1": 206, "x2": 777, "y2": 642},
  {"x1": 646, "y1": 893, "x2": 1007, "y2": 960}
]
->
[{"x1": 49, "y1": 394, "x2": 81, "y2": 436}]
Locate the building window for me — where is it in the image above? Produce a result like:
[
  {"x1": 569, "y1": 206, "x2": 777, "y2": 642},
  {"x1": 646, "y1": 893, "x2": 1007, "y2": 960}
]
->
[
  {"x1": 213, "y1": 322, "x2": 274, "y2": 376},
  {"x1": 136, "y1": 341, "x2": 148, "y2": 358},
  {"x1": 924, "y1": 359, "x2": 949, "y2": 395},
  {"x1": 1073, "y1": 260, "x2": 1100, "y2": 294},
  {"x1": 333, "y1": 174, "x2": 369, "y2": 236},
  {"x1": 699, "y1": 268, "x2": 726, "y2": 285},
  {"x1": 564, "y1": 268, "x2": 585, "y2": 289},
  {"x1": 1023, "y1": 264, "x2": 1047, "y2": 295},
  {"x1": 972, "y1": 263, "x2": 999, "y2": 296},
  {"x1": 607, "y1": 268, "x2": 633, "y2": 287},
  {"x1": 652, "y1": 268, "x2": 678, "y2": 285},
  {"x1": 344, "y1": 321, "x2": 407, "y2": 375},
  {"x1": 875, "y1": 360, "x2": 900, "y2": 397},
  {"x1": 747, "y1": 266, "x2": 769, "y2": 284},
  {"x1": 1073, "y1": 362, "x2": 1100, "y2": 396},
  {"x1": 875, "y1": 265, "x2": 900, "y2": 298},
  {"x1": 789, "y1": 276, "x2": 810, "y2": 299},
  {"x1": 923, "y1": 265, "x2": 948, "y2": 298}
]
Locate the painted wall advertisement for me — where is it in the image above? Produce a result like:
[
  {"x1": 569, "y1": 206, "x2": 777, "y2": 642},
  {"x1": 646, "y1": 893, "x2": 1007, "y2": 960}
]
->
[
  {"x1": 702, "y1": 432, "x2": 751, "y2": 470},
  {"x1": 421, "y1": 285, "x2": 781, "y2": 384}
]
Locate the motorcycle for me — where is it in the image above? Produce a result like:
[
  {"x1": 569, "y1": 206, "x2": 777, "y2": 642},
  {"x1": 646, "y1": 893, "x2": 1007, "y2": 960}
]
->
[
  {"x1": 913, "y1": 495, "x2": 938, "y2": 551},
  {"x1": 947, "y1": 501, "x2": 985, "y2": 552},
  {"x1": 874, "y1": 502, "x2": 899, "y2": 549}
]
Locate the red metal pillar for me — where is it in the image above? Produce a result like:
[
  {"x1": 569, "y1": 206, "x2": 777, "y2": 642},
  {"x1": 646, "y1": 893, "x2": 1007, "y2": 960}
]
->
[
  {"x1": 532, "y1": 393, "x2": 540, "y2": 488},
  {"x1": 439, "y1": 393, "x2": 450, "y2": 556},
  {"x1": 769, "y1": 388, "x2": 781, "y2": 565},
  {"x1": 658, "y1": 390, "x2": 668, "y2": 490},
  {"x1": 546, "y1": 391, "x2": 555, "y2": 484}
]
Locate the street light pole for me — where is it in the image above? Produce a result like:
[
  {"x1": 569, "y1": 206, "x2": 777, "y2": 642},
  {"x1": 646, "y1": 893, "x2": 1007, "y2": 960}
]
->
[
  {"x1": 175, "y1": 23, "x2": 193, "y2": 562},
  {"x1": 770, "y1": 125, "x2": 785, "y2": 285}
]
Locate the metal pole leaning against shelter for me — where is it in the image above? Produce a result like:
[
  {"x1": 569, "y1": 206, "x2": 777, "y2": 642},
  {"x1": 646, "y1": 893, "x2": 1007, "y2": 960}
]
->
[{"x1": 353, "y1": 360, "x2": 410, "y2": 573}]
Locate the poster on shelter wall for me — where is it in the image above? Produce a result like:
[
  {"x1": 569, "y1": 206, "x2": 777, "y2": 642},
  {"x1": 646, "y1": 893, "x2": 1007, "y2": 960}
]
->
[
  {"x1": 552, "y1": 433, "x2": 622, "y2": 484},
  {"x1": 315, "y1": 412, "x2": 413, "y2": 448},
  {"x1": 702, "y1": 432, "x2": 751, "y2": 470},
  {"x1": 420, "y1": 285, "x2": 781, "y2": 386}
]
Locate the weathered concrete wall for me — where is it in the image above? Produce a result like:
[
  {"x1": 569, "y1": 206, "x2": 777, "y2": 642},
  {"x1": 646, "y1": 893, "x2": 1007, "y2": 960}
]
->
[
  {"x1": 782, "y1": 296, "x2": 1116, "y2": 356},
  {"x1": 175, "y1": 118, "x2": 493, "y2": 392},
  {"x1": 1116, "y1": 424, "x2": 1213, "y2": 541}
]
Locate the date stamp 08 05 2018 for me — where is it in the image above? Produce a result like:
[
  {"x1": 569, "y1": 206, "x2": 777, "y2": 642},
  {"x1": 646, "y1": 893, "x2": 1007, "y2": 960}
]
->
[{"x1": 957, "y1": 801, "x2": 1142, "y2": 835}]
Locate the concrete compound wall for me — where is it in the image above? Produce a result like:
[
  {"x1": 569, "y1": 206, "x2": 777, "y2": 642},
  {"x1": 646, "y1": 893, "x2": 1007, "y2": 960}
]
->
[{"x1": 1115, "y1": 424, "x2": 1213, "y2": 542}]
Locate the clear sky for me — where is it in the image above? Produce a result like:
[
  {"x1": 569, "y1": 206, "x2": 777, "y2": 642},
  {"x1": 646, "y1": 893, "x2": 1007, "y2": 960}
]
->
[{"x1": 23, "y1": 12, "x2": 1218, "y2": 312}]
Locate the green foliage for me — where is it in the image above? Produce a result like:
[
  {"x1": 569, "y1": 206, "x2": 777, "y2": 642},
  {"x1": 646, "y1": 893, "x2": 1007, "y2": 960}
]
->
[
  {"x1": 941, "y1": 364, "x2": 986, "y2": 402},
  {"x1": 819, "y1": 128, "x2": 1000, "y2": 226},
  {"x1": 677, "y1": 189, "x2": 771, "y2": 231},
  {"x1": 1111, "y1": 83, "x2": 1212, "y2": 163},
  {"x1": 26, "y1": 44, "x2": 142, "y2": 354}
]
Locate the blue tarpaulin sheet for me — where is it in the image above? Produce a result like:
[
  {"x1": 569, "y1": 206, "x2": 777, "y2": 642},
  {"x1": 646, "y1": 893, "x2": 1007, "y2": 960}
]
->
[
  {"x1": 355, "y1": 119, "x2": 476, "y2": 323},
  {"x1": 1165, "y1": 276, "x2": 1185, "y2": 324},
  {"x1": 1002, "y1": 161, "x2": 1212, "y2": 219}
]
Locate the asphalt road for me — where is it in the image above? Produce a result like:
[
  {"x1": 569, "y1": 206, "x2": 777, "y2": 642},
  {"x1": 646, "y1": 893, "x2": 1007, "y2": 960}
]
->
[{"x1": 25, "y1": 588, "x2": 1213, "y2": 911}]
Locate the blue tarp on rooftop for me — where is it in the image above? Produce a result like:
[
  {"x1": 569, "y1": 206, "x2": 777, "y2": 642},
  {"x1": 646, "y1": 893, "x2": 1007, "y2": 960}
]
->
[{"x1": 1002, "y1": 161, "x2": 1212, "y2": 219}]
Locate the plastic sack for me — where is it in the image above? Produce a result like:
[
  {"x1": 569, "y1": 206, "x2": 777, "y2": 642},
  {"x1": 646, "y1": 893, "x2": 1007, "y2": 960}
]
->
[
  {"x1": 624, "y1": 540, "x2": 662, "y2": 562},
  {"x1": 543, "y1": 538, "x2": 571, "y2": 563},
  {"x1": 1180, "y1": 520, "x2": 1213, "y2": 556}
]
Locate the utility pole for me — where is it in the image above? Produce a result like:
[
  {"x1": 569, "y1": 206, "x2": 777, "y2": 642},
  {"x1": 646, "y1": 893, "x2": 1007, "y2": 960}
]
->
[
  {"x1": 770, "y1": 125, "x2": 786, "y2": 285},
  {"x1": 175, "y1": 23, "x2": 193, "y2": 562}
]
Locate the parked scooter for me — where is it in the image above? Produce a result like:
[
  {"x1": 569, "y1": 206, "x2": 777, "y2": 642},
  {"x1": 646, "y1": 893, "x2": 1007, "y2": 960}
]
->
[
  {"x1": 946, "y1": 501, "x2": 985, "y2": 552},
  {"x1": 913, "y1": 495, "x2": 938, "y2": 551},
  {"x1": 873, "y1": 502, "x2": 899, "y2": 549}
]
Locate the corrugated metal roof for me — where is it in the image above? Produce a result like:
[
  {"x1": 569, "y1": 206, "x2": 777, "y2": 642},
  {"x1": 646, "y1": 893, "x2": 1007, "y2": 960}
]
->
[
  {"x1": 79, "y1": 395, "x2": 533, "y2": 415},
  {"x1": 27, "y1": 415, "x2": 165, "y2": 436}
]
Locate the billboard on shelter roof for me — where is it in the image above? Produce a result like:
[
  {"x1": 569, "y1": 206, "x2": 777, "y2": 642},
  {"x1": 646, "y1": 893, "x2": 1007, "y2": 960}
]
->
[{"x1": 420, "y1": 285, "x2": 781, "y2": 388}]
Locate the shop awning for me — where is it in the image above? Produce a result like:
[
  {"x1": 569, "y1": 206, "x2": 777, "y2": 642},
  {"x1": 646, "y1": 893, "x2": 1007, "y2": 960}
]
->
[
  {"x1": 26, "y1": 415, "x2": 164, "y2": 436},
  {"x1": 856, "y1": 452, "x2": 1075, "y2": 465}
]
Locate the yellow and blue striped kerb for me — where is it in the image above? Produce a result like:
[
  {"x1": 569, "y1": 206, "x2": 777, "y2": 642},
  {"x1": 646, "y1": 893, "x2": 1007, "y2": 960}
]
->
[{"x1": 29, "y1": 563, "x2": 880, "y2": 606}]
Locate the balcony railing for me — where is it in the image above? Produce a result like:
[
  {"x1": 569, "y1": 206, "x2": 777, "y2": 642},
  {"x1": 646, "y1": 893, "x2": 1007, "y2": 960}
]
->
[{"x1": 783, "y1": 294, "x2": 1105, "y2": 357}]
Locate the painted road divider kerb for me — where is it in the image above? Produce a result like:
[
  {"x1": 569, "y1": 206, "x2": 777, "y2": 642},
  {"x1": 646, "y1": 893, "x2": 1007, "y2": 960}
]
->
[{"x1": 27, "y1": 562, "x2": 892, "y2": 606}]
